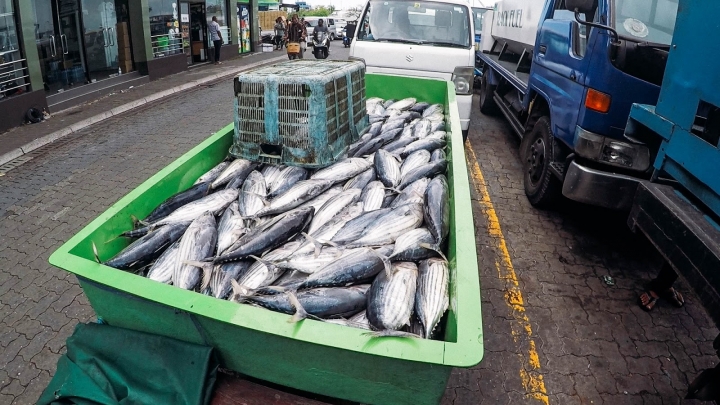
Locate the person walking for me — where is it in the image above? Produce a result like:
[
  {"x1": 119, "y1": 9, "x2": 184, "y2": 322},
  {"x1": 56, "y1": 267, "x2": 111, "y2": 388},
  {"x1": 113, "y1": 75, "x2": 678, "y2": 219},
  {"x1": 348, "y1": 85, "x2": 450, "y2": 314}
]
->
[
  {"x1": 274, "y1": 17, "x2": 286, "y2": 50},
  {"x1": 638, "y1": 262, "x2": 685, "y2": 311},
  {"x1": 208, "y1": 16, "x2": 223, "y2": 65},
  {"x1": 285, "y1": 14, "x2": 306, "y2": 59}
]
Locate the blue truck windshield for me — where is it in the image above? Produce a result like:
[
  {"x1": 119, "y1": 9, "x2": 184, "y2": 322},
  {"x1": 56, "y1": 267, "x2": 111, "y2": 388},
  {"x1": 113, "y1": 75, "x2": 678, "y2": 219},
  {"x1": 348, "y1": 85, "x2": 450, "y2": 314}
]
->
[
  {"x1": 614, "y1": 0, "x2": 678, "y2": 45},
  {"x1": 358, "y1": 0, "x2": 471, "y2": 48}
]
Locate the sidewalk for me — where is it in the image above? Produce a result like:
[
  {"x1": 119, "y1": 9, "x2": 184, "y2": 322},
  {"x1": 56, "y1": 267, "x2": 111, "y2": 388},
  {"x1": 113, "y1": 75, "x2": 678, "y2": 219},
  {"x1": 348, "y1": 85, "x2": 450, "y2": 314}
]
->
[{"x1": 0, "y1": 51, "x2": 288, "y2": 168}]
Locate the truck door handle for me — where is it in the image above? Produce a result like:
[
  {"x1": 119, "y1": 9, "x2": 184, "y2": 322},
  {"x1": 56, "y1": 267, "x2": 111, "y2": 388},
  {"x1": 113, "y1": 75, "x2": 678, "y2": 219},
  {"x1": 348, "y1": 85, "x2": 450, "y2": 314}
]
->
[
  {"x1": 539, "y1": 45, "x2": 547, "y2": 55},
  {"x1": 570, "y1": 73, "x2": 576, "y2": 81}
]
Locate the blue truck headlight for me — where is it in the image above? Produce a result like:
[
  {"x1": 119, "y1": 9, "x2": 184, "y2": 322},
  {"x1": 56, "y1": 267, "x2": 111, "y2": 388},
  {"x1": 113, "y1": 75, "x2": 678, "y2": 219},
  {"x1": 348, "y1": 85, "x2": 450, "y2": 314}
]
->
[
  {"x1": 574, "y1": 126, "x2": 650, "y2": 171},
  {"x1": 452, "y1": 67, "x2": 474, "y2": 95}
]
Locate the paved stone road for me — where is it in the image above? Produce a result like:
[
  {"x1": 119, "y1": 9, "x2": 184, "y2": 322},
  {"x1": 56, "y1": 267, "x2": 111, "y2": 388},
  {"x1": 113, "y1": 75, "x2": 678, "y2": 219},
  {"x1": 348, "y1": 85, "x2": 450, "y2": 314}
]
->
[{"x1": 0, "y1": 50, "x2": 718, "y2": 403}]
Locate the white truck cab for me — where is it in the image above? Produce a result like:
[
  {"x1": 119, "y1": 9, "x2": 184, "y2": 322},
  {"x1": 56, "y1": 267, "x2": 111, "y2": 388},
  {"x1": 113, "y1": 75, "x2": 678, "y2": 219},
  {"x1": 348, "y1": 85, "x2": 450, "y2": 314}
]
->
[{"x1": 350, "y1": 0, "x2": 476, "y2": 133}]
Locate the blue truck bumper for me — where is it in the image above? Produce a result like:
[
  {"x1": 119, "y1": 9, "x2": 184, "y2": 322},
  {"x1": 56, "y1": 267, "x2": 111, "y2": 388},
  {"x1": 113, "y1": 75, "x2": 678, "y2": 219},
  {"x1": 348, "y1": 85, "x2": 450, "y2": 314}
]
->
[{"x1": 562, "y1": 160, "x2": 642, "y2": 211}]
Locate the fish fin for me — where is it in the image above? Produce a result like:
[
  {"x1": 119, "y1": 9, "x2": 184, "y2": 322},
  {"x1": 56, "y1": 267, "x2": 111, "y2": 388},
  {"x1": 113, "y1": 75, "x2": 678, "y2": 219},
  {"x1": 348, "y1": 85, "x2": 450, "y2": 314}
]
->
[
  {"x1": 383, "y1": 187, "x2": 401, "y2": 194},
  {"x1": 230, "y1": 279, "x2": 254, "y2": 302},
  {"x1": 301, "y1": 232, "x2": 324, "y2": 258},
  {"x1": 131, "y1": 215, "x2": 150, "y2": 227},
  {"x1": 249, "y1": 254, "x2": 275, "y2": 268},
  {"x1": 368, "y1": 248, "x2": 393, "y2": 277},
  {"x1": 419, "y1": 243, "x2": 448, "y2": 262},
  {"x1": 92, "y1": 241, "x2": 101, "y2": 264},
  {"x1": 363, "y1": 330, "x2": 420, "y2": 338},
  {"x1": 286, "y1": 291, "x2": 309, "y2": 323},
  {"x1": 103, "y1": 235, "x2": 121, "y2": 244}
]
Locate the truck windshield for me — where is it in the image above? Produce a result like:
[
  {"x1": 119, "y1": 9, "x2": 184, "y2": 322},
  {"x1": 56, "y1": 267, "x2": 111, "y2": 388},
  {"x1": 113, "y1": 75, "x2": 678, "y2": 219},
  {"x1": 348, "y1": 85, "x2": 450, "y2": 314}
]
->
[
  {"x1": 613, "y1": 0, "x2": 678, "y2": 45},
  {"x1": 473, "y1": 8, "x2": 487, "y2": 35},
  {"x1": 358, "y1": 0, "x2": 471, "y2": 48}
]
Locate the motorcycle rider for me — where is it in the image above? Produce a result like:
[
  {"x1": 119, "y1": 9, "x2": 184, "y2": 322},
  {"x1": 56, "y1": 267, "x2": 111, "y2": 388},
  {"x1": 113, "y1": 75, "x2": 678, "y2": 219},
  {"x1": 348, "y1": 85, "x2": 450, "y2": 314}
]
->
[{"x1": 313, "y1": 18, "x2": 330, "y2": 54}]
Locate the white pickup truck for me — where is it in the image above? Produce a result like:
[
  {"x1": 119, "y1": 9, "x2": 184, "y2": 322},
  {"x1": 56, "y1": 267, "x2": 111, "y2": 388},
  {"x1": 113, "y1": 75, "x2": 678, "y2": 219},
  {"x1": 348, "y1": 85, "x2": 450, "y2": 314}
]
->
[{"x1": 349, "y1": 0, "x2": 476, "y2": 137}]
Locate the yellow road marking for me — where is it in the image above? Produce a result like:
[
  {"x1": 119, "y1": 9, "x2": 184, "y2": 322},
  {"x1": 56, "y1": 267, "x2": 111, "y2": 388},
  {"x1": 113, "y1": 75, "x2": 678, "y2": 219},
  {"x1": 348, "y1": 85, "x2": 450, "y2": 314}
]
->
[{"x1": 466, "y1": 146, "x2": 550, "y2": 405}]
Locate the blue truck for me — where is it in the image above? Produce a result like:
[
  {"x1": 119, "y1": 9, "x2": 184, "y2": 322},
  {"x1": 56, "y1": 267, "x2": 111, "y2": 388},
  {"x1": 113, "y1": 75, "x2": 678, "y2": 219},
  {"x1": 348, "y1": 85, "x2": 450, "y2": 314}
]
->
[{"x1": 477, "y1": 0, "x2": 677, "y2": 209}]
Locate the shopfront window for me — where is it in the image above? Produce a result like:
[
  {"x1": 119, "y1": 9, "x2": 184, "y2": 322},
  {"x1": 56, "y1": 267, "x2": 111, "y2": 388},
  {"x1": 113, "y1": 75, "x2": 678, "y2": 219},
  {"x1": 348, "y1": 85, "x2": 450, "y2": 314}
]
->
[
  {"x1": 0, "y1": 0, "x2": 29, "y2": 99},
  {"x1": 149, "y1": 0, "x2": 183, "y2": 58},
  {"x1": 207, "y1": 0, "x2": 230, "y2": 46}
]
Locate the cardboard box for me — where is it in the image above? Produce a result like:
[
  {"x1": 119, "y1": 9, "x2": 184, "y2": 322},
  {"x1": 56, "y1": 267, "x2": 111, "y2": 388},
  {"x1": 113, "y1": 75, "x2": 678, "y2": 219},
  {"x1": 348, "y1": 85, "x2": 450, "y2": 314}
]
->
[
  {"x1": 117, "y1": 46, "x2": 132, "y2": 62},
  {"x1": 119, "y1": 60, "x2": 133, "y2": 74},
  {"x1": 117, "y1": 33, "x2": 131, "y2": 49}
]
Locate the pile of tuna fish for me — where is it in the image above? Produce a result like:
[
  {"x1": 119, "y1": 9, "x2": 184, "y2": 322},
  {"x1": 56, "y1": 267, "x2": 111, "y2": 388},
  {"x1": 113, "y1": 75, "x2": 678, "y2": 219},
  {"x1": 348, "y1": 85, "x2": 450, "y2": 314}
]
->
[{"x1": 101, "y1": 97, "x2": 451, "y2": 339}]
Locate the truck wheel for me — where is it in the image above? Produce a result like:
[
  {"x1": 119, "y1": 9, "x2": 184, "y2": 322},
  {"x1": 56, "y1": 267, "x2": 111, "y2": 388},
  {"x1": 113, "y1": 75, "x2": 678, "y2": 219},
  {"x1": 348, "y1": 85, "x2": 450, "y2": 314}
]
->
[
  {"x1": 522, "y1": 116, "x2": 561, "y2": 208},
  {"x1": 479, "y1": 75, "x2": 499, "y2": 115}
]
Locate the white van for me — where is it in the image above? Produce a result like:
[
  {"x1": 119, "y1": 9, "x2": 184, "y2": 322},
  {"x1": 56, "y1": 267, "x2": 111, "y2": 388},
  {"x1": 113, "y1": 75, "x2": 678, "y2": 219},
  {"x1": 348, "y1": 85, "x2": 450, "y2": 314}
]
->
[
  {"x1": 350, "y1": 0, "x2": 475, "y2": 135},
  {"x1": 303, "y1": 17, "x2": 338, "y2": 40}
]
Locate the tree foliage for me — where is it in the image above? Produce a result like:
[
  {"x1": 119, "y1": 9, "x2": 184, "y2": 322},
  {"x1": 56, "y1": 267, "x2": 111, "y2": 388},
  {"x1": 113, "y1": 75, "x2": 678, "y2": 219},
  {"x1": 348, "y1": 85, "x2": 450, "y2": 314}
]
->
[{"x1": 300, "y1": 5, "x2": 336, "y2": 17}]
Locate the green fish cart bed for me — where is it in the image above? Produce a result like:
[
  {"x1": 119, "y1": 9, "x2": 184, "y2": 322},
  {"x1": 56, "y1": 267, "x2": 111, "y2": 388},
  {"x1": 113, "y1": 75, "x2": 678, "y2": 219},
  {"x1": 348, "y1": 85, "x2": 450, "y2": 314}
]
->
[{"x1": 49, "y1": 74, "x2": 484, "y2": 405}]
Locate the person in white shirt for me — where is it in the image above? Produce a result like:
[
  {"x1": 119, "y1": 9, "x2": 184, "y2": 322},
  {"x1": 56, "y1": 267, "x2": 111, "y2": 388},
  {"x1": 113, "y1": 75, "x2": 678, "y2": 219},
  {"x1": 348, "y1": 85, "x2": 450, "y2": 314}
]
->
[{"x1": 208, "y1": 16, "x2": 223, "y2": 64}]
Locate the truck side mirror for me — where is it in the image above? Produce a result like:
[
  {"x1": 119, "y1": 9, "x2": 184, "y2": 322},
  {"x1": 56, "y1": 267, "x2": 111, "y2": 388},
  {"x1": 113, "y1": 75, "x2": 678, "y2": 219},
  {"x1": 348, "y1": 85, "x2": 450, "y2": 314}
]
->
[{"x1": 565, "y1": 0, "x2": 596, "y2": 15}]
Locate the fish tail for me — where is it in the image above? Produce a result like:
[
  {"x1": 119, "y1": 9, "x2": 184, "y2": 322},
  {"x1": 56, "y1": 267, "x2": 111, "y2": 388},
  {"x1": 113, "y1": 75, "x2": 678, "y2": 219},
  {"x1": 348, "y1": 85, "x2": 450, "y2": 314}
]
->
[
  {"x1": 419, "y1": 243, "x2": 447, "y2": 262},
  {"x1": 131, "y1": 214, "x2": 150, "y2": 228},
  {"x1": 369, "y1": 248, "x2": 393, "y2": 277},
  {"x1": 230, "y1": 279, "x2": 254, "y2": 302},
  {"x1": 91, "y1": 241, "x2": 101, "y2": 264},
  {"x1": 286, "y1": 291, "x2": 308, "y2": 323},
  {"x1": 184, "y1": 260, "x2": 215, "y2": 291},
  {"x1": 103, "y1": 235, "x2": 121, "y2": 245}
]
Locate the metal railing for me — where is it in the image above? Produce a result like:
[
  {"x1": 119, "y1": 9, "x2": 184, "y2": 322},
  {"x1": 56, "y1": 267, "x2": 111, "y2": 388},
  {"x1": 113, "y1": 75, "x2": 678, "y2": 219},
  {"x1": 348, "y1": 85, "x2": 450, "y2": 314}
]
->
[
  {"x1": 151, "y1": 33, "x2": 184, "y2": 58},
  {"x1": 0, "y1": 58, "x2": 29, "y2": 97},
  {"x1": 208, "y1": 26, "x2": 231, "y2": 48}
]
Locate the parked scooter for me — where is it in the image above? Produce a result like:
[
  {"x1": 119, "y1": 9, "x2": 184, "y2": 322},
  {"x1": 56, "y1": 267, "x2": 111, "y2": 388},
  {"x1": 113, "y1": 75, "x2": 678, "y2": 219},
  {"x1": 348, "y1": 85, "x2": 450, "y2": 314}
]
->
[{"x1": 313, "y1": 32, "x2": 330, "y2": 59}]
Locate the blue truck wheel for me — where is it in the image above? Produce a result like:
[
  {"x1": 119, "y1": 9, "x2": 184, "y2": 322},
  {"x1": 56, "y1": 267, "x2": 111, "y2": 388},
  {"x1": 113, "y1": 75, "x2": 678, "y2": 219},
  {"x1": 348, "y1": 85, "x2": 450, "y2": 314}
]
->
[{"x1": 522, "y1": 116, "x2": 562, "y2": 207}]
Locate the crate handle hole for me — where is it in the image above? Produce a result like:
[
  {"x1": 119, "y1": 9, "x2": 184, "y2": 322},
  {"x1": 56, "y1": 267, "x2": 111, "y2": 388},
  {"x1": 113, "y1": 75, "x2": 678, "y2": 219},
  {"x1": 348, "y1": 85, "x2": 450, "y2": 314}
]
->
[{"x1": 260, "y1": 144, "x2": 282, "y2": 157}]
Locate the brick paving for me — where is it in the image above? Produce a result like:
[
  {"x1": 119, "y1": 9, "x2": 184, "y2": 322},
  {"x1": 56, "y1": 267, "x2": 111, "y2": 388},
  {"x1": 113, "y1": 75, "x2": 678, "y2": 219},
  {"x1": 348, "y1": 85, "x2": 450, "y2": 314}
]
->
[{"x1": 0, "y1": 48, "x2": 718, "y2": 404}]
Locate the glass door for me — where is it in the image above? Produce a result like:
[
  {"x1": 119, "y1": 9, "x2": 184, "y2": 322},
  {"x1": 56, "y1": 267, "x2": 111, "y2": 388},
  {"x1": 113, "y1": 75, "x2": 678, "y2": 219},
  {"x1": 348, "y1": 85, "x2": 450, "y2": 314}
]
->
[
  {"x1": 34, "y1": 0, "x2": 87, "y2": 94},
  {"x1": 81, "y1": 0, "x2": 118, "y2": 82}
]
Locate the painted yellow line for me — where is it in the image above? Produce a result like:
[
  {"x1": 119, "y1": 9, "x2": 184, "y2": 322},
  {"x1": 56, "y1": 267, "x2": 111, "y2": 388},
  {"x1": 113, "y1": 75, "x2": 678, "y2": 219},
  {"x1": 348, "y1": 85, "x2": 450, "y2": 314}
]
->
[{"x1": 466, "y1": 145, "x2": 550, "y2": 405}]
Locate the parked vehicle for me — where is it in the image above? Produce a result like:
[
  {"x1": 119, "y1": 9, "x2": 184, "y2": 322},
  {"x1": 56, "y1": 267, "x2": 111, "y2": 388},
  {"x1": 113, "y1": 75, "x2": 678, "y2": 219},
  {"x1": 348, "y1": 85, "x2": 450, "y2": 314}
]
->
[
  {"x1": 472, "y1": 4, "x2": 491, "y2": 87},
  {"x1": 477, "y1": 0, "x2": 678, "y2": 209},
  {"x1": 335, "y1": 18, "x2": 347, "y2": 37},
  {"x1": 350, "y1": 0, "x2": 476, "y2": 138},
  {"x1": 313, "y1": 32, "x2": 330, "y2": 59},
  {"x1": 304, "y1": 17, "x2": 338, "y2": 40}
]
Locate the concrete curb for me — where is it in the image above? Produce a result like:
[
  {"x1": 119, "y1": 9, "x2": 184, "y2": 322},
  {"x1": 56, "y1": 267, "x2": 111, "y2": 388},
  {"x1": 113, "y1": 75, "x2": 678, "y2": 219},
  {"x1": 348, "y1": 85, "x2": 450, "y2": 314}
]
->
[{"x1": 0, "y1": 54, "x2": 287, "y2": 167}]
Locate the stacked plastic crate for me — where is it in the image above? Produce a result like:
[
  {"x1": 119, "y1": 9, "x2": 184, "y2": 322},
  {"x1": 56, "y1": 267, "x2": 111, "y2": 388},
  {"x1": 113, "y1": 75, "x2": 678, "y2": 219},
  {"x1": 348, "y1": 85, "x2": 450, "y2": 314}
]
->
[{"x1": 230, "y1": 59, "x2": 368, "y2": 168}]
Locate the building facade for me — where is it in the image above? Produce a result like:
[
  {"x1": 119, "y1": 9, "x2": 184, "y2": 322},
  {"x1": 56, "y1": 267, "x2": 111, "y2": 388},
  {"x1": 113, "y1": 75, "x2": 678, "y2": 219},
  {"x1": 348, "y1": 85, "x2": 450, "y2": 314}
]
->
[{"x1": 0, "y1": 0, "x2": 264, "y2": 133}]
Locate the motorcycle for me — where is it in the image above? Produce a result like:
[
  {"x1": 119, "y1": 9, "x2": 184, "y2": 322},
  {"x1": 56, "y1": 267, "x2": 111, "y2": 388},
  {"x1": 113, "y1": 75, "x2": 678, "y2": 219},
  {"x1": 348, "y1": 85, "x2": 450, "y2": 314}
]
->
[
  {"x1": 343, "y1": 23, "x2": 356, "y2": 48},
  {"x1": 312, "y1": 32, "x2": 330, "y2": 59},
  {"x1": 342, "y1": 28, "x2": 351, "y2": 47}
]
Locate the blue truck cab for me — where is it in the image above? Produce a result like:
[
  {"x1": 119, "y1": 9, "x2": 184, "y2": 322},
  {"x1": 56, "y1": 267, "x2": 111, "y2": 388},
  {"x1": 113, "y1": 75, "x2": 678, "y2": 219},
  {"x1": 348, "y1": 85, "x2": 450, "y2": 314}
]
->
[{"x1": 478, "y1": 0, "x2": 678, "y2": 209}]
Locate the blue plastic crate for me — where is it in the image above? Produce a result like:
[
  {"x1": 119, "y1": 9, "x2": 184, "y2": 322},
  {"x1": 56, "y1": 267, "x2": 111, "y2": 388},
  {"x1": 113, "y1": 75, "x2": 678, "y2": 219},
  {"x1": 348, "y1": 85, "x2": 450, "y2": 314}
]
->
[{"x1": 230, "y1": 60, "x2": 368, "y2": 168}]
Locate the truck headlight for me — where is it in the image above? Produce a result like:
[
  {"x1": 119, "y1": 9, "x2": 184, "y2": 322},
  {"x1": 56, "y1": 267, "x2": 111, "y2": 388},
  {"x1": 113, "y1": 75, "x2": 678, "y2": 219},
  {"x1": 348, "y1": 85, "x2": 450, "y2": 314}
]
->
[
  {"x1": 452, "y1": 66, "x2": 474, "y2": 95},
  {"x1": 574, "y1": 126, "x2": 650, "y2": 171}
]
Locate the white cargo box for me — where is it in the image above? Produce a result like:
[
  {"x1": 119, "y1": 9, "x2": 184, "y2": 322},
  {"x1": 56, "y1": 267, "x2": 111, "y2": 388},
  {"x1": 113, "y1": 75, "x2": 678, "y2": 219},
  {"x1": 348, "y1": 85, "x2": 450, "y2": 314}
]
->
[{"x1": 490, "y1": 0, "x2": 545, "y2": 55}]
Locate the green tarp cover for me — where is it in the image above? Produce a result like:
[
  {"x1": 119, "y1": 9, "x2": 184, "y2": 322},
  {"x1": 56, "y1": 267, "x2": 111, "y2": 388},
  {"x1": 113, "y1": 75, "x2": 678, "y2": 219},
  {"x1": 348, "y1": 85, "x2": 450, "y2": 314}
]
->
[{"x1": 38, "y1": 323, "x2": 218, "y2": 405}]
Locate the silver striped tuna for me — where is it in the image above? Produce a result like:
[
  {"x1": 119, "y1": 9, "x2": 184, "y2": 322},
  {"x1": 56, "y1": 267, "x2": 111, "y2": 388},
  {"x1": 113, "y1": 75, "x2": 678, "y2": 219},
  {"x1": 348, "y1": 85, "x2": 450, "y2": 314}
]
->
[
  {"x1": 374, "y1": 149, "x2": 401, "y2": 188},
  {"x1": 401, "y1": 119, "x2": 420, "y2": 138},
  {"x1": 397, "y1": 160, "x2": 447, "y2": 190},
  {"x1": 298, "y1": 184, "x2": 343, "y2": 213},
  {"x1": 345, "y1": 203, "x2": 424, "y2": 248},
  {"x1": 386, "y1": 97, "x2": 416, "y2": 112},
  {"x1": 143, "y1": 182, "x2": 211, "y2": 224},
  {"x1": 146, "y1": 241, "x2": 180, "y2": 284},
  {"x1": 216, "y1": 206, "x2": 314, "y2": 263},
  {"x1": 239, "y1": 170, "x2": 266, "y2": 218},
  {"x1": 254, "y1": 179, "x2": 334, "y2": 218},
  {"x1": 367, "y1": 262, "x2": 418, "y2": 331},
  {"x1": 400, "y1": 150, "x2": 431, "y2": 180},
  {"x1": 344, "y1": 167, "x2": 376, "y2": 191},
  {"x1": 187, "y1": 260, "x2": 253, "y2": 299},
  {"x1": 311, "y1": 158, "x2": 372, "y2": 183},
  {"x1": 216, "y1": 202, "x2": 247, "y2": 255},
  {"x1": 425, "y1": 175, "x2": 450, "y2": 245},
  {"x1": 430, "y1": 149, "x2": 446, "y2": 162},
  {"x1": 331, "y1": 208, "x2": 392, "y2": 244},
  {"x1": 298, "y1": 248, "x2": 389, "y2": 289},
  {"x1": 360, "y1": 181, "x2": 386, "y2": 212},
  {"x1": 260, "y1": 164, "x2": 285, "y2": 190},
  {"x1": 152, "y1": 189, "x2": 238, "y2": 227},
  {"x1": 246, "y1": 285, "x2": 370, "y2": 322},
  {"x1": 422, "y1": 104, "x2": 443, "y2": 117},
  {"x1": 173, "y1": 212, "x2": 218, "y2": 290},
  {"x1": 104, "y1": 221, "x2": 189, "y2": 270},
  {"x1": 194, "y1": 161, "x2": 229, "y2": 185},
  {"x1": 412, "y1": 119, "x2": 432, "y2": 138},
  {"x1": 268, "y1": 166, "x2": 309, "y2": 198},
  {"x1": 428, "y1": 131, "x2": 447, "y2": 141},
  {"x1": 390, "y1": 178, "x2": 429, "y2": 208},
  {"x1": 425, "y1": 112, "x2": 444, "y2": 123},
  {"x1": 307, "y1": 188, "x2": 361, "y2": 235},
  {"x1": 211, "y1": 158, "x2": 256, "y2": 189},
  {"x1": 399, "y1": 138, "x2": 446, "y2": 159},
  {"x1": 231, "y1": 254, "x2": 286, "y2": 293},
  {"x1": 383, "y1": 136, "x2": 419, "y2": 153},
  {"x1": 308, "y1": 201, "x2": 364, "y2": 242},
  {"x1": 415, "y1": 258, "x2": 449, "y2": 338},
  {"x1": 271, "y1": 246, "x2": 346, "y2": 274},
  {"x1": 389, "y1": 228, "x2": 439, "y2": 261}
]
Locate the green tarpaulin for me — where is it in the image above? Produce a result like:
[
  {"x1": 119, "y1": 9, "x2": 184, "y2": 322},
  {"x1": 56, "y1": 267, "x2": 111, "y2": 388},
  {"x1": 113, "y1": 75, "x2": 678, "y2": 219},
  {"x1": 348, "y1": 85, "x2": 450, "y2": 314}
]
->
[{"x1": 38, "y1": 323, "x2": 218, "y2": 405}]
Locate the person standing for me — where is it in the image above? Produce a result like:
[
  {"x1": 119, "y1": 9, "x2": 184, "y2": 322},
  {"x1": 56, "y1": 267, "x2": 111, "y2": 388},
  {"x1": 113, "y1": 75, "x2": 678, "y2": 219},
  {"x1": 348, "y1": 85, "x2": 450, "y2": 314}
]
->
[
  {"x1": 273, "y1": 17, "x2": 286, "y2": 50},
  {"x1": 208, "y1": 16, "x2": 223, "y2": 65}
]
